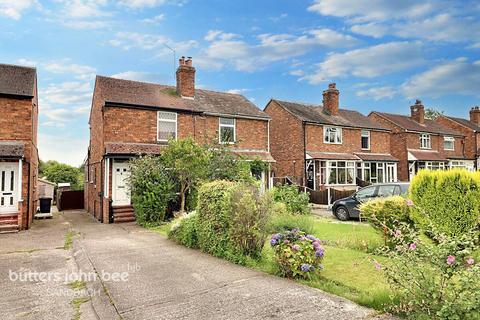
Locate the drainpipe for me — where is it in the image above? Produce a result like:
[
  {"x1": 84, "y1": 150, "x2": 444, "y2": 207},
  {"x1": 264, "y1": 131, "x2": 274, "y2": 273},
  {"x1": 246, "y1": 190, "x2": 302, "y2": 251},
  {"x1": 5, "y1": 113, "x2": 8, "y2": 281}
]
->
[
  {"x1": 303, "y1": 121, "x2": 307, "y2": 186},
  {"x1": 475, "y1": 131, "x2": 479, "y2": 170}
]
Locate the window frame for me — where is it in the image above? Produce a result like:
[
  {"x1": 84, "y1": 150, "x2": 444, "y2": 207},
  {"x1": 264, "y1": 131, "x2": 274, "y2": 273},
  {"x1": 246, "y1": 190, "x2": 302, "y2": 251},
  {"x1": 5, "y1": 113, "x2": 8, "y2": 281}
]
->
[
  {"x1": 420, "y1": 133, "x2": 431, "y2": 149},
  {"x1": 219, "y1": 117, "x2": 236, "y2": 144},
  {"x1": 361, "y1": 129, "x2": 370, "y2": 150},
  {"x1": 443, "y1": 136, "x2": 455, "y2": 151},
  {"x1": 324, "y1": 126, "x2": 343, "y2": 144},
  {"x1": 157, "y1": 111, "x2": 178, "y2": 143}
]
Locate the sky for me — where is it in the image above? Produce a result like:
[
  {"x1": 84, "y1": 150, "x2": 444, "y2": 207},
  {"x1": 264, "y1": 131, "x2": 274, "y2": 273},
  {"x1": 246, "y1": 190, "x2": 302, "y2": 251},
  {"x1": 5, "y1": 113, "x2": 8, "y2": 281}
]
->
[{"x1": 1, "y1": 0, "x2": 479, "y2": 166}]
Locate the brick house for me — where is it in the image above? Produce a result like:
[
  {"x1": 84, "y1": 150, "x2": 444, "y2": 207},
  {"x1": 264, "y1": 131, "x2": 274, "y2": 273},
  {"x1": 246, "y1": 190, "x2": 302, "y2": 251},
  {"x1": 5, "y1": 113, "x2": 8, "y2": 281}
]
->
[
  {"x1": 436, "y1": 106, "x2": 480, "y2": 169},
  {"x1": 0, "y1": 63, "x2": 39, "y2": 232},
  {"x1": 369, "y1": 100, "x2": 470, "y2": 182},
  {"x1": 85, "y1": 57, "x2": 274, "y2": 223},
  {"x1": 265, "y1": 83, "x2": 398, "y2": 191}
]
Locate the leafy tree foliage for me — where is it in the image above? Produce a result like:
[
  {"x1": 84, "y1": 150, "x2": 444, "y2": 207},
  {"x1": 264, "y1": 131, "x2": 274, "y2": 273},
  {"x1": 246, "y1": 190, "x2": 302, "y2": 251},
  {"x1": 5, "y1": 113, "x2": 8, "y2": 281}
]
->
[{"x1": 42, "y1": 162, "x2": 83, "y2": 190}]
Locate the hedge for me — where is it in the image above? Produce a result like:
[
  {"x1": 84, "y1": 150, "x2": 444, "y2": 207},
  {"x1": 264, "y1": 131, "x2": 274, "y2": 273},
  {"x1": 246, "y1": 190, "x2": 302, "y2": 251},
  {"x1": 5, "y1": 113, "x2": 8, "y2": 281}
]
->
[{"x1": 409, "y1": 169, "x2": 480, "y2": 237}]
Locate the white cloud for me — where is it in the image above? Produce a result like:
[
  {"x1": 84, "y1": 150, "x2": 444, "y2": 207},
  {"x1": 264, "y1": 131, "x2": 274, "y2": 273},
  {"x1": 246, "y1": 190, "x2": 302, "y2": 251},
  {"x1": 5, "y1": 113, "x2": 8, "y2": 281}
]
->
[
  {"x1": 402, "y1": 59, "x2": 480, "y2": 98},
  {"x1": 38, "y1": 133, "x2": 88, "y2": 166},
  {"x1": 269, "y1": 13, "x2": 288, "y2": 22},
  {"x1": 199, "y1": 29, "x2": 358, "y2": 72},
  {"x1": 63, "y1": 20, "x2": 111, "y2": 29},
  {"x1": 60, "y1": 0, "x2": 108, "y2": 18},
  {"x1": 16, "y1": 58, "x2": 37, "y2": 67},
  {"x1": 289, "y1": 69, "x2": 305, "y2": 77},
  {"x1": 0, "y1": 0, "x2": 38, "y2": 19},
  {"x1": 110, "y1": 71, "x2": 152, "y2": 81},
  {"x1": 303, "y1": 41, "x2": 425, "y2": 83},
  {"x1": 118, "y1": 0, "x2": 186, "y2": 8},
  {"x1": 142, "y1": 14, "x2": 164, "y2": 24},
  {"x1": 108, "y1": 32, "x2": 198, "y2": 55},
  {"x1": 356, "y1": 86, "x2": 396, "y2": 100},
  {"x1": 308, "y1": 0, "x2": 437, "y2": 22},
  {"x1": 350, "y1": 22, "x2": 389, "y2": 38},
  {"x1": 226, "y1": 88, "x2": 249, "y2": 95},
  {"x1": 43, "y1": 60, "x2": 96, "y2": 80}
]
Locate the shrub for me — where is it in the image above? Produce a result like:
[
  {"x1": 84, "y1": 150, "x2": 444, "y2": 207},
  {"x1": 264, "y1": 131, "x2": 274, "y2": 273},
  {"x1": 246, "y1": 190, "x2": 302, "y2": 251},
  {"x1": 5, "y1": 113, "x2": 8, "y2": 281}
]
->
[
  {"x1": 409, "y1": 170, "x2": 480, "y2": 237},
  {"x1": 128, "y1": 156, "x2": 175, "y2": 226},
  {"x1": 360, "y1": 196, "x2": 415, "y2": 249},
  {"x1": 168, "y1": 212, "x2": 199, "y2": 248},
  {"x1": 265, "y1": 204, "x2": 315, "y2": 235},
  {"x1": 270, "y1": 229, "x2": 325, "y2": 278},
  {"x1": 378, "y1": 226, "x2": 480, "y2": 319},
  {"x1": 271, "y1": 185, "x2": 311, "y2": 215}
]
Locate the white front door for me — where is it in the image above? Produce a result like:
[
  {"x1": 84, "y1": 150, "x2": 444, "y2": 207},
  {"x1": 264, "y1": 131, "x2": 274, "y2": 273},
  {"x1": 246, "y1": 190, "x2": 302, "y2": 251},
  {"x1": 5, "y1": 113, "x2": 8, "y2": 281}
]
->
[
  {"x1": 386, "y1": 163, "x2": 396, "y2": 182},
  {"x1": 0, "y1": 162, "x2": 19, "y2": 214},
  {"x1": 112, "y1": 162, "x2": 131, "y2": 206}
]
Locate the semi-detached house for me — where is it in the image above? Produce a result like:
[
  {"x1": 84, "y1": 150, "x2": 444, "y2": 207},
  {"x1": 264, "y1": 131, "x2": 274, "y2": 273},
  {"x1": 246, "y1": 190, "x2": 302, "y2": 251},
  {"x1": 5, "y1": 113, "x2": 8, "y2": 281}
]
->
[
  {"x1": 85, "y1": 57, "x2": 274, "y2": 223},
  {"x1": 0, "y1": 63, "x2": 39, "y2": 232},
  {"x1": 265, "y1": 83, "x2": 398, "y2": 192},
  {"x1": 369, "y1": 100, "x2": 471, "y2": 182}
]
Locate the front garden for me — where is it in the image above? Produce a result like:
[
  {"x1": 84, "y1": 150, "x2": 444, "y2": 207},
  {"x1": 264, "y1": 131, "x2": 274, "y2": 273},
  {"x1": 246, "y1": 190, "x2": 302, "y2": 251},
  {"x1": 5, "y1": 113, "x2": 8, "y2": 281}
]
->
[{"x1": 128, "y1": 139, "x2": 480, "y2": 320}]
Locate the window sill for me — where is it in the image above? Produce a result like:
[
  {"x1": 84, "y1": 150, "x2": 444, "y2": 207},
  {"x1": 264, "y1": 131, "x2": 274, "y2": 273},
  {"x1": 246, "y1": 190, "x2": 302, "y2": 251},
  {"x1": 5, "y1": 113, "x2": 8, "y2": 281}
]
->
[{"x1": 323, "y1": 141, "x2": 343, "y2": 145}]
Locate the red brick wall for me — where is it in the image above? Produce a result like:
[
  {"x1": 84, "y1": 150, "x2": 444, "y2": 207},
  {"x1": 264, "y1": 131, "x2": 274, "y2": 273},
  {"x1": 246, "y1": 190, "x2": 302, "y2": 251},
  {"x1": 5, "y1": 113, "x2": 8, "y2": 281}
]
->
[
  {"x1": 264, "y1": 100, "x2": 305, "y2": 181},
  {"x1": 305, "y1": 125, "x2": 391, "y2": 154},
  {"x1": 0, "y1": 95, "x2": 38, "y2": 230},
  {"x1": 436, "y1": 116, "x2": 476, "y2": 159}
]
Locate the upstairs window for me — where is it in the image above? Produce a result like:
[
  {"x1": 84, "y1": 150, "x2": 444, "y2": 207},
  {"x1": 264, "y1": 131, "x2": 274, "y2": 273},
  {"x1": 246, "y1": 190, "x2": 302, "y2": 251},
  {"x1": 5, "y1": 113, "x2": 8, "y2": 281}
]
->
[
  {"x1": 444, "y1": 136, "x2": 455, "y2": 151},
  {"x1": 324, "y1": 126, "x2": 342, "y2": 144},
  {"x1": 219, "y1": 118, "x2": 235, "y2": 144},
  {"x1": 361, "y1": 130, "x2": 370, "y2": 150},
  {"x1": 157, "y1": 111, "x2": 177, "y2": 142},
  {"x1": 420, "y1": 133, "x2": 431, "y2": 149}
]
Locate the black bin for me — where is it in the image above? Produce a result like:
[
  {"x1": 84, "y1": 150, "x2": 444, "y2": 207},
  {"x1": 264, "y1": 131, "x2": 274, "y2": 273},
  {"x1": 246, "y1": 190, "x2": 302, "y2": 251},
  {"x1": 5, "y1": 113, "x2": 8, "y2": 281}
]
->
[{"x1": 39, "y1": 197, "x2": 52, "y2": 213}]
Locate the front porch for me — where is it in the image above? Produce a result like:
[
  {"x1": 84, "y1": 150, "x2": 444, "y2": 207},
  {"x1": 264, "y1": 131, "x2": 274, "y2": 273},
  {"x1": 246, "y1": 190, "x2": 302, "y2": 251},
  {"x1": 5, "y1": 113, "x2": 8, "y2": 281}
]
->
[{"x1": 407, "y1": 149, "x2": 475, "y2": 180}]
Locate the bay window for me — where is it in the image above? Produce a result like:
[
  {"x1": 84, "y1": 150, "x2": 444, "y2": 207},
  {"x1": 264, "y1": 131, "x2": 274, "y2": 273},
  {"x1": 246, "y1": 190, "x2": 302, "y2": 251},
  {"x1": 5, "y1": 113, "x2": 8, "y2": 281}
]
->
[
  {"x1": 324, "y1": 161, "x2": 355, "y2": 185},
  {"x1": 324, "y1": 126, "x2": 342, "y2": 144}
]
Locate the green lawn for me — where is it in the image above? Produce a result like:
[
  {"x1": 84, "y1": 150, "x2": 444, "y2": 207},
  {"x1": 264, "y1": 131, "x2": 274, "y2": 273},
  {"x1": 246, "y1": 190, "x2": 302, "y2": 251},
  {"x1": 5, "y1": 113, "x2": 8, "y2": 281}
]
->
[{"x1": 149, "y1": 214, "x2": 393, "y2": 310}]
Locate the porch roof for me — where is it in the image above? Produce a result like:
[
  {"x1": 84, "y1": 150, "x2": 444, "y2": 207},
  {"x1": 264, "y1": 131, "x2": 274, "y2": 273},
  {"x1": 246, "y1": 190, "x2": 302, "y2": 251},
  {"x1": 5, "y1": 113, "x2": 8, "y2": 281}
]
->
[
  {"x1": 306, "y1": 151, "x2": 358, "y2": 160},
  {"x1": 104, "y1": 142, "x2": 164, "y2": 156},
  {"x1": 408, "y1": 149, "x2": 448, "y2": 161},
  {"x1": 231, "y1": 149, "x2": 276, "y2": 162},
  {"x1": 0, "y1": 141, "x2": 24, "y2": 158},
  {"x1": 354, "y1": 153, "x2": 398, "y2": 162}
]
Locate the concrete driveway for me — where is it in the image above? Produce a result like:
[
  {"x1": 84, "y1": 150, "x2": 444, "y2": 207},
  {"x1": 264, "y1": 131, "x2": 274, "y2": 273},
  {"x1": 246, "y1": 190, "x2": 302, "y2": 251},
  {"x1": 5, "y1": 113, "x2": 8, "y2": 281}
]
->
[{"x1": 1, "y1": 210, "x2": 393, "y2": 320}]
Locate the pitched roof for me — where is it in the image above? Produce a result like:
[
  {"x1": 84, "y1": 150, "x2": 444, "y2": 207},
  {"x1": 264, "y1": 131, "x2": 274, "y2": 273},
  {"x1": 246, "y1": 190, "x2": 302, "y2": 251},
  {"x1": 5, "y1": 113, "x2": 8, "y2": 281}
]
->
[
  {"x1": 408, "y1": 150, "x2": 448, "y2": 162},
  {"x1": 0, "y1": 64, "x2": 36, "y2": 97},
  {"x1": 444, "y1": 116, "x2": 480, "y2": 131},
  {"x1": 95, "y1": 76, "x2": 269, "y2": 119},
  {"x1": 372, "y1": 112, "x2": 463, "y2": 136},
  {"x1": 272, "y1": 99, "x2": 388, "y2": 131},
  {"x1": 354, "y1": 153, "x2": 398, "y2": 162},
  {"x1": 0, "y1": 141, "x2": 24, "y2": 158}
]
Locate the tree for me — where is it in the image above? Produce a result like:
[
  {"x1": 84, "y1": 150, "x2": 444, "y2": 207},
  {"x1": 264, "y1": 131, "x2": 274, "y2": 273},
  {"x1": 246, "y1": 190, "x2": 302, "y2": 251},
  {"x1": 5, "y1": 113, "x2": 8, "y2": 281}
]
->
[
  {"x1": 43, "y1": 163, "x2": 83, "y2": 190},
  {"x1": 425, "y1": 107, "x2": 444, "y2": 120},
  {"x1": 39, "y1": 160, "x2": 60, "y2": 177},
  {"x1": 161, "y1": 138, "x2": 209, "y2": 214},
  {"x1": 206, "y1": 144, "x2": 252, "y2": 182}
]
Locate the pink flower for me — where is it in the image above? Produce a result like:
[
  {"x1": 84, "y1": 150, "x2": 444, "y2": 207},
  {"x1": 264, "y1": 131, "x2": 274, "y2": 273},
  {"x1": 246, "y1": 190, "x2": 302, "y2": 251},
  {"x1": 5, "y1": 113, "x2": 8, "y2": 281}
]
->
[
  {"x1": 406, "y1": 199, "x2": 414, "y2": 207},
  {"x1": 394, "y1": 230, "x2": 402, "y2": 238},
  {"x1": 373, "y1": 261, "x2": 382, "y2": 270},
  {"x1": 447, "y1": 255, "x2": 456, "y2": 265},
  {"x1": 467, "y1": 258, "x2": 475, "y2": 266},
  {"x1": 409, "y1": 243, "x2": 417, "y2": 251},
  {"x1": 291, "y1": 244, "x2": 300, "y2": 251}
]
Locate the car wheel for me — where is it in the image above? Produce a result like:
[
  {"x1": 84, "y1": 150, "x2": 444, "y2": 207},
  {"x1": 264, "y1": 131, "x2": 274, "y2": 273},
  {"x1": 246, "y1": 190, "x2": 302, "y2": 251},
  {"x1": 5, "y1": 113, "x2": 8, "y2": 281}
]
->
[{"x1": 335, "y1": 206, "x2": 350, "y2": 221}]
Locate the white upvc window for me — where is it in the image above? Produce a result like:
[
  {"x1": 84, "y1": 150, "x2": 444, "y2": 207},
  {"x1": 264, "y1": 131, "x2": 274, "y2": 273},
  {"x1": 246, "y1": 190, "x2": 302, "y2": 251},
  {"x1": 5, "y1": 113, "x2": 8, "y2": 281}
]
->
[
  {"x1": 325, "y1": 161, "x2": 355, "y2": 185},
  {"x1": 361, "y1": 130, "x2": 370, "y2": 150},
  {"x1": 219, "y1": 117, "x2": 236, "y2": 144},
  {"x1": 420, "y1": 133, "x2": 431, "y2": 149},
  {"x1": 157, "y1": 111, "x2": 177, "y2": 142},
  {"x1": 444, "y1": 136, "x2": 455, "y2": 151},
  {"x1": 449, "y1": 160, "x2": 474, "y2": 171},
  {"x1": 324, "y1": 126, "x2": 342, "y2": 144}
]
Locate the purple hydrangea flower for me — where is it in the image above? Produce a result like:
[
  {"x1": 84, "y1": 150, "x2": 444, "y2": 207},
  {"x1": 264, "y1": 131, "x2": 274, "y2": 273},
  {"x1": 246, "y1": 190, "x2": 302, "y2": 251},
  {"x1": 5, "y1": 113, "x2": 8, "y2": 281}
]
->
[
  {"x1": 300, "y1": 264, "x2": 313, "y2": 272},
  {"x1": 315, "y1": 249, "x2": 324, "y2": 258},
  {"x1": 447, "y1": 255, "x2": 456, "y2": 265},
  {"x1": 312, "y1": 241, "x2": 322, "y2": 250},
  {"x1": 306, "y1": 235, "x2": 317, "y2": 241},
  {"x1": 299, "y1": 236, "x2": 307, "y2": 241},
  {"x1": 292, "y1": 244, "x2": 300, "y2": 251},
  {"x1": 284, "y1": 240, "x2": 290, "y2": 245},
  {"x1": 270, "y1": 239, "x2": 278, "y2": 247},
  {"x1": 291, "y1": 228, "x2": 300, "y2": 234}
]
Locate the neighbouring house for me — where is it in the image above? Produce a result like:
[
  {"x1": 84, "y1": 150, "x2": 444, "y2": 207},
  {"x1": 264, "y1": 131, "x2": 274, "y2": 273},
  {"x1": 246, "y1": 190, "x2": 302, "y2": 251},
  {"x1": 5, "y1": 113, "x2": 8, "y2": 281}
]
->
[
  {"x1": 85, "y1": 57, "x2": 274, "y2": 223},
  {"x1": 265, "y1": 83, "x2": 397, "y2": 192},
  {"x1": 436, "y1": 106, "x2": 480, "y2": 169},
  {"x1": 369, "y1": 100, "x2": 470, "y2": 182},
  {"x1": 0, "y1": 63, "x2": 39, "y2": 232}
]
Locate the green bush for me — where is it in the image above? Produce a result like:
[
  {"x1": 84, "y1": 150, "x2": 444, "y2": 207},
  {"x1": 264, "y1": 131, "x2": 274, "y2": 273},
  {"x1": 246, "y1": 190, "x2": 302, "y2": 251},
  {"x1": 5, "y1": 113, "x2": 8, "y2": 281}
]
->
[
  {"x1": 410, "y1": 170, "x2": 480, "y2": 237},
  {"x1": 271, "y1": 185, "x2": 311, "y2": 215},
  {"x1": 168, "y1": 212, "x2": 199, "y2": 248},
  {"x1": 265, "y1": 204, "x2": 315, "y2": 235},
  {"x1": 270, "y1": 229, "x2": 325, "y2": 278},
  {"x1": 128, "y1": 156, "x2": 175, "y2": 226}
]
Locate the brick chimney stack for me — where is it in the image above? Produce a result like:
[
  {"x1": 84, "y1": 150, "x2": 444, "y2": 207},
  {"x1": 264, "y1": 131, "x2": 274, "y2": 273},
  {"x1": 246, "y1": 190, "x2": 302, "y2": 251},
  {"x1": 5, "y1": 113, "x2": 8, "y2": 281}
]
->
[
  {"x1": 410, "y1": 99, "x2": 425, "y2": 124},
  {"x1": 323, "y1": 83, "x2": 339, "y2": 116},
  {"x1": 470, "y1": 106, "x2": 480, "y2": 125},
  {"x1": 176, "y1": 56, "x2": 195, "y2": 98}
]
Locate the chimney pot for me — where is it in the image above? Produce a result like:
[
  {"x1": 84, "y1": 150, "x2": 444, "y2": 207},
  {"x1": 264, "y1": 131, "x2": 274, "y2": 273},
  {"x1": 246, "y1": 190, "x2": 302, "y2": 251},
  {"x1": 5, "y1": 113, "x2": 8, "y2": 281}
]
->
[
  {"x1": 410, "y1": 99, "x2": 425, "y2": 124},
  {"x1": 470, "y1": 106, "x2": 480, "y2": 125},
  {"x1": 323, "y1": 83, "x2": 339, "y2": 116},
  {"x1": 176, "y1": 55, "x2": 195, "y2": 98}
]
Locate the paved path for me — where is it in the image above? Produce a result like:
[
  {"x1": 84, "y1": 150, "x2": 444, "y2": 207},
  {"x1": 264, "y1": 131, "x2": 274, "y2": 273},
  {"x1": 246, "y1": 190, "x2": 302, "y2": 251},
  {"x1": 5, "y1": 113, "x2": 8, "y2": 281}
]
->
[{"x1": 1, "y1": 210, "x2": 393, "y2": 319}]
